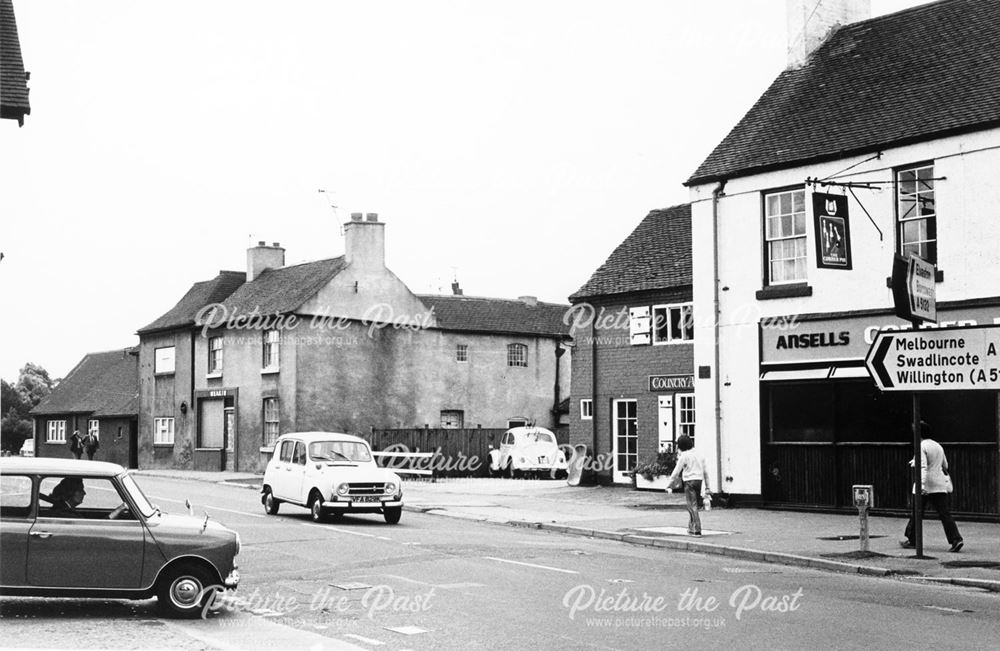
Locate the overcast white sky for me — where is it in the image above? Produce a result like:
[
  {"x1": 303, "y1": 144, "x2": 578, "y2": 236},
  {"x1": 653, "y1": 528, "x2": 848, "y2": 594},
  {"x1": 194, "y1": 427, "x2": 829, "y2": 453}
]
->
[{"x1": 1, "y1": 0, "x2": 927, "y2": 382}]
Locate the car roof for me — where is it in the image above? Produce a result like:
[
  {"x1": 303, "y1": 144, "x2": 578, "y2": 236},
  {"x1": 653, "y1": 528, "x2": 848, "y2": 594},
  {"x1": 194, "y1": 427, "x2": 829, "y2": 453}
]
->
[
  {"x1": 275, "y1": 432, "x2": 367, "y2": 445},
  {"x1": 507, "y1": 426, "x2": 555, "y2": 436},
  {"x1": 0, "y1": 457, "x2": 126, "y2": 477}
]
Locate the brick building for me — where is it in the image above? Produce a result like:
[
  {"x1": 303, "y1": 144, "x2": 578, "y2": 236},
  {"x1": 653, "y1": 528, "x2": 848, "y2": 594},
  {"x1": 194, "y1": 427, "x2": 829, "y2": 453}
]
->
[
  {"x1": 136, "y1": 213, "x2": 571, "y2": 473},
  {"x1": 568, "y1": 204, "x2": 693, "y2": 483}
]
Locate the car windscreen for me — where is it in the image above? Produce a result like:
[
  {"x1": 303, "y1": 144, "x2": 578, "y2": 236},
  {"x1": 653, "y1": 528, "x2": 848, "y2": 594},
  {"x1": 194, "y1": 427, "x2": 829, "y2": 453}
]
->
[
  {"x1": 121, "y1": 474, "x2": 156, "y2": 518},
  {"x1": 521, "y1": 432, "x2": 555, "y2": 444},
  {"x1": 309, "y1": 441, "x2": 372, "y2": 462}
]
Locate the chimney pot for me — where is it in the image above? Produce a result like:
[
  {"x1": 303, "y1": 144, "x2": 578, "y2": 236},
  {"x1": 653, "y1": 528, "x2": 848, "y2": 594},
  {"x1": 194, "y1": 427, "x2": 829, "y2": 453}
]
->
[
  {"x1": 258, "y1": 240, "x2": 266, "y2": 246},
  {"x1": 272, "y1": 242, "x2": 280, "y2": 247},
  {"x1": 351, "y1": 212, "x2": 363, "y2": 222},
  {"x1": 366, "y1": 213, "x2": 378, "y2": 222}
]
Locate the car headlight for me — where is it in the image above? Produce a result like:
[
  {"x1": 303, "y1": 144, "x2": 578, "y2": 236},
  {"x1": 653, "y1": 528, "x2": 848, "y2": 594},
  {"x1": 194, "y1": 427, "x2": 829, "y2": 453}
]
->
[
  {"x1": 336, "y1": 483, "x2": 350, "y2": 496},
  {"x1": 519, "y1": 457, "x2": 527, "y2": 464},
  {"x1": 384, "y1": 482, "x2": 397, "y2": 495}
]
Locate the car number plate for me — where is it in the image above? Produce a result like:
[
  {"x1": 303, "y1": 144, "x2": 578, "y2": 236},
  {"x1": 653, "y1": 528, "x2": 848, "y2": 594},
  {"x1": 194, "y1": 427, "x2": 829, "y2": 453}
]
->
[
  {"x1": 538, "y1": 456, "x2": 548, "y2": 464},
  {"x1": 353, "y1": 495, "x2": 382, "y2": 503}
]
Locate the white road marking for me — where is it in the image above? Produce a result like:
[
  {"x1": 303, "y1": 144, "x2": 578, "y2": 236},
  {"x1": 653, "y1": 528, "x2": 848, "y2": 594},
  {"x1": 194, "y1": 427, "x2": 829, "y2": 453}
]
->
[
  {"x1": 384, "y1": 626, "x2": 429, "y2": 635},
  {"x1": 343, "y1": 633, "x2": 385, "y2": 645},
  {"x1": 923, "y1": 605, "x2": 971, "y2": 613},
  {"x1": 301, "y1": 522, "x2": 379, "y2": 538},
  {"x1": 374, "y1": 574, "x2": 485, "y2": 589},
  {"x1": 146, "y1": 494, "x2": 265, "y2": 519},
  {"x1": 483, "y1": 556, "x2": 579, "y2": 574}
]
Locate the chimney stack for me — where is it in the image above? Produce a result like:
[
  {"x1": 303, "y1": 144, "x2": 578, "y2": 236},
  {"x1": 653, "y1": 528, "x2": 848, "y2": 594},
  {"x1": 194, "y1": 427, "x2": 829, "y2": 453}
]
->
[
  {"x1": 786, "y1": 0, "x2": 870, "y2": 69},
  {"x1": 451, "y1": 281, "x2": 463, "y2": 296},
  {"x1": 247, "y1": 241, "x2": 285, "y2": 282},
  {"x1": 343, "y1": 211, "x2": 386, "y2": 270},
  {"x1": 518, "y1": 295, "x2": 538, "y2": 307}
]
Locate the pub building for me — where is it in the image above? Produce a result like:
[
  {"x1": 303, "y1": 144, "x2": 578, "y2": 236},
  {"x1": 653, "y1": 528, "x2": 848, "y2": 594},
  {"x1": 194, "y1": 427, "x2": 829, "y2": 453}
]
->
[
  {"x1": 685, "y1": 0, "x2": 1000, "y2": 516},
  {"x1": 568, "y1": 204, "x2": 696, "y2": 484}
]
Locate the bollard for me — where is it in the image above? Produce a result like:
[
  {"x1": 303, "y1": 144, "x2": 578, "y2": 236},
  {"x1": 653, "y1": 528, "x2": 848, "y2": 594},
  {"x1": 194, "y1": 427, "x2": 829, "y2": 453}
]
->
[{"x1": 853, "y1": 485, "x2": 874, "y2": 553}]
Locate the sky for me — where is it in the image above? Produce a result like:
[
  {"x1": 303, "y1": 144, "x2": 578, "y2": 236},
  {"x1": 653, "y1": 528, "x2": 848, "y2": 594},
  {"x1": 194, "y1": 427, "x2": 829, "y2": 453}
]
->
[{"x1": 1, "y1": 0, "x2": 928, "y2": 382}]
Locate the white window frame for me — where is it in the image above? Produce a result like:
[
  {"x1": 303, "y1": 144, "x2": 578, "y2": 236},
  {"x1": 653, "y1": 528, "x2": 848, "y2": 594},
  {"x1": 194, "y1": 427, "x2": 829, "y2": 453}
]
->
[
  {"x1": 262, "y1": 330, "x2": 280, "y2": 372},
  {"x1": 507, "y1": 343, "x2": 527, "y2": 367},
  {"x1": 456, "y1": 343, "x2": 468, "y2": 363},
  {"x1": 580, "y1": 399, "x2": 593, "y2": 420},
  {"x1": 629, "y1": 306, "x2": 651, "y2": 345},
  {"x1": 896, "y1": 163, "x2": 937, "y2": 264},
  {"x1": 764, "y1": 188, "x2": 807, "y2": 285},
  {"x1": 46, "y1": 420, "x2": 66, "y2": 443},
  {"x1": 652, "y1": 303, "x2": 694, "y2": 344},
  {"x1": 154, "y1": 346, "x2": 176, "y2": 374},
  {"x1": 153, "y1": 417, "x2": 175, "y2": 445},
  {"x1": 88, "y1": 419, "x2": 99, "y2": 440},
  {"x1": 208, "y1": 335, "x2": 224, "y2": 375},
  {"x1": 440, "y1": 410, "x2": 464, "y2": 429},
  {"x1": 676, "y1": 393, "x2": 696, "y2": 440},
  {"x1": 263, "y1": 398, "x2": 280, "y2": 447}
]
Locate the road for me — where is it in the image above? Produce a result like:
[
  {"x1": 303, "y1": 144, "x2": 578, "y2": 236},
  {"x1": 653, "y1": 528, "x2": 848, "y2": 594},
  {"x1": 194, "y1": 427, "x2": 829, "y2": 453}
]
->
[{"x1": 2, "y1": 476, "x2": 999, "y2": 650}]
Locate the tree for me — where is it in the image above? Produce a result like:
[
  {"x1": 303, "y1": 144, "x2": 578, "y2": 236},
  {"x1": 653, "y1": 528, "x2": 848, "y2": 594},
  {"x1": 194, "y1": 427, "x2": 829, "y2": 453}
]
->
[{"x1": 1, "y1": 364, "x2": 56, "y2": 454}]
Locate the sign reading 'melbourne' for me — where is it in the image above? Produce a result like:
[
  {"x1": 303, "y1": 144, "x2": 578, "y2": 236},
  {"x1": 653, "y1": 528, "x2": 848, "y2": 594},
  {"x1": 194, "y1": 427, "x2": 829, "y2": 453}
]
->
[{"x1": 865, "y1": 325, "x2": 1000, "y2": 391}]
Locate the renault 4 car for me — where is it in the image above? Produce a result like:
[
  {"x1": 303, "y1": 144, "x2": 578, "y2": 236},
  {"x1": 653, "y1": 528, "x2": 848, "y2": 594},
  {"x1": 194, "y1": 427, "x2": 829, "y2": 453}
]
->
[
  {"x1": 261, "y1": 432, "x2": 404, "y2": 524},
  {"x1": 487, "y1": 426, "x2": 568, "y2": 478},
  {"x1": 0, "y1": 458, "x2": 240, "y2": 618}
]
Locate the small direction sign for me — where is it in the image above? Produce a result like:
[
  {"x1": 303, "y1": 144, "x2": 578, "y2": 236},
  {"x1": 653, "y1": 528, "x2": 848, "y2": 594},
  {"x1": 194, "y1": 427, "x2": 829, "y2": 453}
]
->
[
  {"x1": 865, "y1": 325, "x2": 1000, "y2": 391},
  {"x1": 891, "y1": 254, "x2": 936, "y2": 323}
]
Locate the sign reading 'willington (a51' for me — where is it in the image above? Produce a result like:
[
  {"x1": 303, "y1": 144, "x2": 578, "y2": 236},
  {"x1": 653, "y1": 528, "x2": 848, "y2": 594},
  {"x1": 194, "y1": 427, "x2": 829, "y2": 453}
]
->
[{"x1": 865, "y1": 325, "x2": 1000, "y2": 391}]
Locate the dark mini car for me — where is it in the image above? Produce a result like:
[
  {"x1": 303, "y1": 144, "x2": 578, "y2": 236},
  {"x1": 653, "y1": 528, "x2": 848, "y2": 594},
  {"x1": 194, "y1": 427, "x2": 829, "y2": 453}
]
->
[{"x1": 0, "y1": 458, "x2": 240, "y2": 617}]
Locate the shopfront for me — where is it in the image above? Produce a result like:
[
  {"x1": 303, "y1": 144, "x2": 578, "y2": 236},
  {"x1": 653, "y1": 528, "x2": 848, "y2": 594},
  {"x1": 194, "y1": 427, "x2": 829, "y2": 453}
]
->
[
  {"x1": 194, "y1": 388, "x2": 239, "y2": 472},
  {"x1": 759, "y1": 302, "x2": 1000, "y2": 518}
]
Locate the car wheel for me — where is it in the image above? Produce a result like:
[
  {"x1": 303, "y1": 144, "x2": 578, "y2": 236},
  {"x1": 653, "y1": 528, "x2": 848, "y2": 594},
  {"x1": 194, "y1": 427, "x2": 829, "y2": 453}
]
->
[
  {"x1": 310, "y1": 491, "x2": 327, "y2": 523},
  {"x1": 506, "y1": 461, "x2": 518, "y2": 479},
  {"x1": 383, "y1": 506, "x2": 402, "y2": 524},
  {"x1": 262, "y1": 488, "x2": 280, "y2": 515},
  {"x1": 157, "y1": 563, "x2": 217, "y2": 619}
]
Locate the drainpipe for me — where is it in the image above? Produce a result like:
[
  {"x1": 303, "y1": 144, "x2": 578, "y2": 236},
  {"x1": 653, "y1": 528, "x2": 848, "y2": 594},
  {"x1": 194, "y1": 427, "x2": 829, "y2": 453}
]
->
[
  {"x1": 591, "y1": 315, "x2": 599, "y2": 469},
  {"x1": 712, "y1": 180, "x2": 727, "y2": 493},
  {"x1": 552, "y1": 340, "x2": 565, "y2": 428}
]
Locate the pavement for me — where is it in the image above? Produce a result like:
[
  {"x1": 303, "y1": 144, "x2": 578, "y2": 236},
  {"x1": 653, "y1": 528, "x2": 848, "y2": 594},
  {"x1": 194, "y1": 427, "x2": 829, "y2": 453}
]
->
[{"x1": 133, "y1": 470, "x2": 1000, "y2": 593}]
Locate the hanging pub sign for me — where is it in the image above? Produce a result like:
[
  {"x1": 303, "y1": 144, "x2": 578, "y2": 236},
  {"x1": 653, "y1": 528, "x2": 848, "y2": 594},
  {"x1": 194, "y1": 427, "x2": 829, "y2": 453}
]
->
[{"x1": 812, "y1": 192, "x2": 852, "y2": 270}]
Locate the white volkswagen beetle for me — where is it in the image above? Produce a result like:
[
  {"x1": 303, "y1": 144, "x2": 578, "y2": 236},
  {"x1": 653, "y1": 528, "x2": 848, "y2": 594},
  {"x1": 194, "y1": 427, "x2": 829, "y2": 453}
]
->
[
  {"x1": 261, "y1": 432, "x2": 404, "y2": 524},
  {"x1": 487, "y1": 426, "x2": 567, "y2": 479}
]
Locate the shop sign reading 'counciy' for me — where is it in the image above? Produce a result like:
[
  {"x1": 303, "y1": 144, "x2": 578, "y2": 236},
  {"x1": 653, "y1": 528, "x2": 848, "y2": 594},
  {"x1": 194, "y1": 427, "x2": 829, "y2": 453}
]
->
[
  {"x1": 648, "y1": 375, "x2": 695, "y2": 392},
  {"x1": 865, "y1": 325, "x2": 1000, "y2": 391}
]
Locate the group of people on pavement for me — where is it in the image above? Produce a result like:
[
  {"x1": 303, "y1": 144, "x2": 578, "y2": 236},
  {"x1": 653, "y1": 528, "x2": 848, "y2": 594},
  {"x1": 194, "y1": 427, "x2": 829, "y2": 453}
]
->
[
  {"x1": 68, "y1": 430, "x2": 100, "y2": 460},
  {"x1": 664, "y1": 421, "x2": 964, "y2": 551}
]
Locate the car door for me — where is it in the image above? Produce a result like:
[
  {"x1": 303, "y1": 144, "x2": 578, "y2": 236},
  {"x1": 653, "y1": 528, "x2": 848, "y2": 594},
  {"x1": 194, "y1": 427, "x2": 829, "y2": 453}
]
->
[
  {"x1": 498, "y1": 431, "x2": 514, "y2": 469},
  {"x1": 273, "y1": 440, "x2": 304, "y2": 501},
  {"x1": 0, "y1": 474, "x2": 34, "y2": 586},
  {"x1": 27, "y1": 475, "x2": 145, "y2": 589}
]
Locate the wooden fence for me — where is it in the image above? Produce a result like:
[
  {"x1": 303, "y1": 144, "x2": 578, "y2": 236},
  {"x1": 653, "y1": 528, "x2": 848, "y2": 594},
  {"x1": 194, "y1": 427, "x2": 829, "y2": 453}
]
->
[{"x1": 365, "y1": 426, "x2": 569, "y2": 478}]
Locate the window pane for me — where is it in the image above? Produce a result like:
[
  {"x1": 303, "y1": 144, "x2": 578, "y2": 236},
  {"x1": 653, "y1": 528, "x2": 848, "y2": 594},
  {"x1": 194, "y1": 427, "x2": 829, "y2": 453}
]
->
[
  {"x1": 780, "y1": 193, "x2": 791, "y2": 214},
  {"x1": 767, "y1": 195, "x2": 779, "y2": 215},
  {"x1": 781, "y1": 215, "x2": 792, "y2": 238},
  {"x1": 793, "y1": 213, "x2": 805, "y2": 235},
  {"x1": 769, "y1": 384, "x2": 835, "y2": 442}
]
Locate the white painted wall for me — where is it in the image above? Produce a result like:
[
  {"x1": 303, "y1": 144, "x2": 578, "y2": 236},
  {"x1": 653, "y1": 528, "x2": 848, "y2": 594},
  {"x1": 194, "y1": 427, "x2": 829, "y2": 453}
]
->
[{"x1": 690, "y1": 127, "x2": 1000, "y2": 496}]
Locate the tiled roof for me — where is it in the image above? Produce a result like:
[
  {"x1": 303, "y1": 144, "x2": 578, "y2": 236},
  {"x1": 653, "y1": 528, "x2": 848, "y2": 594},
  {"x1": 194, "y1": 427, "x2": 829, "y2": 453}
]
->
[
  {"x1": 569, "y1": 204, "x2": 691, "y2": 301},
  {"x1": 417, "y1": 295, "x2": 571, "y2": 338},
  {"x1": 220, "y1": 257, "x2": 346, "y2": 316},
  {"x1": 1, "y1": 0, "x2": 30, "y2": 125},
  {"x1": 31, "y1": 348, "x2": 139, "y2": 417},
  {"x1": 138, "y1": 270, "x2": 246, "y2": 334},
  {"x1": 686, "y1": 0, "x2": 1000, "y2": 186}
]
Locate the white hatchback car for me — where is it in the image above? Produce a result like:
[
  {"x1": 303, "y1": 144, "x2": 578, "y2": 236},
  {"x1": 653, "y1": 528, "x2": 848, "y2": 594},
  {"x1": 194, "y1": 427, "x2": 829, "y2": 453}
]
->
[
  {"x1": 261, "y1": 432, "x2": 404, "y2": 524},
  {"x1": 487, "y1": 426, "x2": 567, "y2": 478}
]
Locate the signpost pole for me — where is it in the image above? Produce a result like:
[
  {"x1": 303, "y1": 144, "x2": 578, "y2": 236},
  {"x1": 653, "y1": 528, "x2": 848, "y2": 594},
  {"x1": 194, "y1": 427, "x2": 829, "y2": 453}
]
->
[{"x1": 912, "y1": 388, "x2": 924, "y2": 559}]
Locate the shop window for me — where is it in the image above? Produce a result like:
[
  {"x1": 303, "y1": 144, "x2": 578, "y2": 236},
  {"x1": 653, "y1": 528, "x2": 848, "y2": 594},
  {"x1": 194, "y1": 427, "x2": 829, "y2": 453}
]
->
[
  {"x1": 263, "y1": 398, "x2": 280, "y2": 447},
  {"x1": 896, "y1": 163, "x2": 936, "y2": 264},
  {"x1": 919, "y1": 391, "x2": 995, "y2": 443},
  {"x1": 154, "y1": 346, "x2": 175, "y2": 374},
  {"x1": 764, "y1": 188, "x2": 807, "y2": 285},
  {"x1": 154, "y1": 418, "x2": 175, "y2": 445},
  {"x1": 767, "y1": 383, "x2": 834, "y2": 442},
  {"x1": 46, "y1": 420, "x2": 66, "y2": 443},
  {"x1": 507, "y1": 343, "x2": 527, "y2": 367},
  {"x1": 440, "y1": 410, "x2": 464, "y2": 429},
  {"x1": 835, "y1": 382, "x2": 911, "y2": 443},
  {"x1": 580, "y1": 399, "x2": 593, "y2": 420},
  {"x1": 652, "y1": 304, "x2": 694, "y2": 344}
]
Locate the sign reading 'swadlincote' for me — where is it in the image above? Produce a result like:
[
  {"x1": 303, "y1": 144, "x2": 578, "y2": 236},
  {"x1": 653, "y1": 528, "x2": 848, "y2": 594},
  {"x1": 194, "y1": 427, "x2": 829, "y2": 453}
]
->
[
  {"x1": 648, "y1": 375, "x2": 695, "y2": 392},
  {"x1": 865, "y1": 325, "x2": 1000, "y2": 391}
]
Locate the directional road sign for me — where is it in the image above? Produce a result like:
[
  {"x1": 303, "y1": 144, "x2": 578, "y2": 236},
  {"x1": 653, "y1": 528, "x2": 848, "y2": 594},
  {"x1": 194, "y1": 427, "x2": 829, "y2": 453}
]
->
[
  {"x1": 865, "y1": 325, "x2": 1000, "y2": 391},
  {"x1": 891, "y1": 254, "x2": 936, "y2": 323}
]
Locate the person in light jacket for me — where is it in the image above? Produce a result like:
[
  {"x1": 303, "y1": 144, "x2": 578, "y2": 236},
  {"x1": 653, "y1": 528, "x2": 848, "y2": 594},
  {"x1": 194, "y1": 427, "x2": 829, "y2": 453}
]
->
[
  {"x1": 901, "y1": 422, "x2": 963, "y2": 552},
  {"x1": 668, "y1": 434, "x2": 710, "y2": 536}
]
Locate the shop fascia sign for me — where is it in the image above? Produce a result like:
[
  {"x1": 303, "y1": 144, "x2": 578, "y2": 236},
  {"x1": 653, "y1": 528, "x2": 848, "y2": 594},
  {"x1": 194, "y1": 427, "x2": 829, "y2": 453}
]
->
[
  {"x1": 864, "y1": 325, "x2": 1000, "y2": 391},
  {"x1": 648, "y1": 375, "x2": 694, "y2": 392}
]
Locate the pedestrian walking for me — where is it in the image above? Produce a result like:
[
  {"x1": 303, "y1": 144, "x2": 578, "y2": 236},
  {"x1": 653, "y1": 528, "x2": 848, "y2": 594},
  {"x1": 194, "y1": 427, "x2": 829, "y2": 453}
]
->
[
  {"x1": 668, "y1": 434, "x2": 711, "y2": 536},
  {"x1": 83, "y1": 430, "x2": 100, "y2": 460},
  {"x1": 901, "y1": 421, "x2": 964, "y2": 552},
  {"x1": 68, "y1": 430, "x2": 84, "y2": 459}
]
